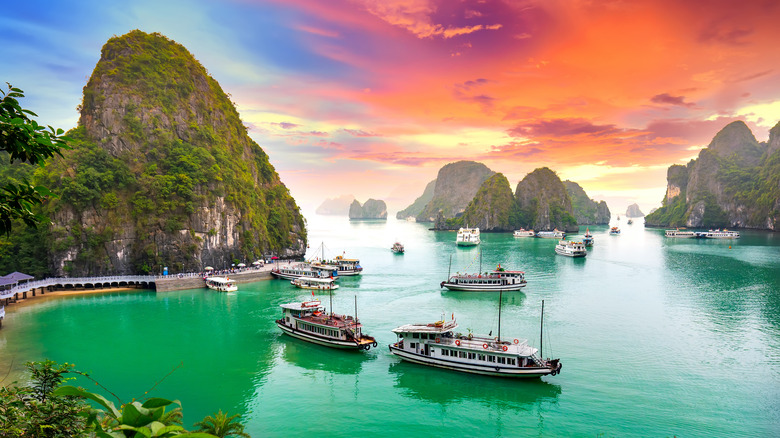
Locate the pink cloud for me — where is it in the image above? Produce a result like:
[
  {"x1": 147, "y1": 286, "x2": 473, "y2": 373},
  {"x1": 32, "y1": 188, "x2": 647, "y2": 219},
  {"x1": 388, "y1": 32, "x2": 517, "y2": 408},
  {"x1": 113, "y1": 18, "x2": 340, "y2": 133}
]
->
[{"x1": 650, "y1": 93, "x2": 696, "y2": 108}]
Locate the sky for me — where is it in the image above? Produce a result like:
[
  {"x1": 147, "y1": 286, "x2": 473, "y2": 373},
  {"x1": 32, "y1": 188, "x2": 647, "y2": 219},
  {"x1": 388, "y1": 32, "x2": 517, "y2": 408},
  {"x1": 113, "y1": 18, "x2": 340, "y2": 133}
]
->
[{"x1": 2, "y1": 0, "x2": 780, "y2": 216}]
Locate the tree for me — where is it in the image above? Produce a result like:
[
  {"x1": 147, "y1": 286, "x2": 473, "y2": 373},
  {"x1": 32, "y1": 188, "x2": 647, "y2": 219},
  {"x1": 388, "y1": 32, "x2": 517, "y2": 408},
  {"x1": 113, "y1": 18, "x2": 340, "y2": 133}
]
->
[
  {"x1": 0, "y1": 83, "x2": 69, "y2": 235},
  {"x1": 194, "y1": 410, "x2": 250, "y2": 438}
]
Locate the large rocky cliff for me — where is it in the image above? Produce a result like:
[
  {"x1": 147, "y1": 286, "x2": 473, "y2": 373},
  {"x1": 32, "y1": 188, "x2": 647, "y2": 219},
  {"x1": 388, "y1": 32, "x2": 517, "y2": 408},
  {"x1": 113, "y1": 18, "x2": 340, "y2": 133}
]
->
[
  {"x1": 349, "y1": 199, "x2": 388, "y2": 220},
  {"x1": 625, "y1": 203, "x2": 644, "y2": 218},
  {"x1": 38, "y1": 30, "x2": 306, "y2": 275},
  {"x1": 564, "y1": 181, "x2": 610, "y2": 225},
  {"x1": 646, "y1": 120, "x2": 780, "y2": 230},
  {"x1": 515, "y1": 168, "x2": 578, "y2": 232},
  {"x1": 316, "y1": 195, "x2": 355, "y2": 216},
  {"x1": 459, "y1": 174, "x2": 515, "y2": 231},
  {"x1": 396, "y1": 179, "x2": 435, "y2": 219},
  {"x1": 416, "y1": 161, "x2": 494, "y2": 222}
]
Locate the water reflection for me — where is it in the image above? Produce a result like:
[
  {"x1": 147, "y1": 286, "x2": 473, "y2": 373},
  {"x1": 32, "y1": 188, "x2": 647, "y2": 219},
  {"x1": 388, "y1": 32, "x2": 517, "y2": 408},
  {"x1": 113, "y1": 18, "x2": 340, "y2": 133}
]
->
[
  {"x1": 278, "y1": 336, "x2": 375, "y2": 375},
  {"x1": 389, "y1": 362, "x2": 561, "y2": 407}
]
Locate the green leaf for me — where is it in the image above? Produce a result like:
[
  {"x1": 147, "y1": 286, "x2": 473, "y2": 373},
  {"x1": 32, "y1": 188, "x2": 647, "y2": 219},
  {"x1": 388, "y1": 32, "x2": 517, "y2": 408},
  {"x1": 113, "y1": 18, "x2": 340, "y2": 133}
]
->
[
  {"x1": 52, "y1": 385, "x2": 121, "y2": 418},
  {"x1": 141, "y1": 397, "x2": 174, "y2": 409}
]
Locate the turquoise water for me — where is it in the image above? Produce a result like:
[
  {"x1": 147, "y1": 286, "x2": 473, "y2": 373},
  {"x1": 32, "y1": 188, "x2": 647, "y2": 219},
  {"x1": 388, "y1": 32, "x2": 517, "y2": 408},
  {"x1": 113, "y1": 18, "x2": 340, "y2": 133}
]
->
[{"x1": 1, "y1": 215, "x2": 779, "y2": 437}]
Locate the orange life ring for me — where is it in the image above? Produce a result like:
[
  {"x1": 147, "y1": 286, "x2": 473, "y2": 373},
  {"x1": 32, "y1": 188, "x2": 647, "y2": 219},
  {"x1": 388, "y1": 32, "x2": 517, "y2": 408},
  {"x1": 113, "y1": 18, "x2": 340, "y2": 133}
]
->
[
  {"x1": 502, "y1": 345, "x2": 508, "y2": 352},
  {"x1": 483, "y1": 343, "x2": 488, "y2": 349},
  {"x1": 513, "y1": 339, "x2": 519, "y2": 344},
  {"x1": 435, "y1": 338, "x2": 441, "y2": 343},
  {"x1": 455, "y1": 340, "x2": 461, "y2": 346}
]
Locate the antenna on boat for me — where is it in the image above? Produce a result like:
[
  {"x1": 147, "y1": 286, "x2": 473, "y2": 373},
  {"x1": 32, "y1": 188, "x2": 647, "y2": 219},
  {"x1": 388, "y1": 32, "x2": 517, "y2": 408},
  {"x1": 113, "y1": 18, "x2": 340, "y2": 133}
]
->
[
  {"x1": 354, "y1": 295, "x2": 358, "y2": 324},
  {"x1": 497, "y1": 289, "x2": 502, "y2": 343},
  {"x1": 329, "y1": 287, "x2": 333, "y2": 317},
  {"x1": 540, "y1": 299, "x2": 545, "y2": 359},
  {"x1": 448, "y1": 254, "x2": 452, "y2": 280},
  {"x1": 479, "y1": 250, "x2": 482, "y2": 274}
]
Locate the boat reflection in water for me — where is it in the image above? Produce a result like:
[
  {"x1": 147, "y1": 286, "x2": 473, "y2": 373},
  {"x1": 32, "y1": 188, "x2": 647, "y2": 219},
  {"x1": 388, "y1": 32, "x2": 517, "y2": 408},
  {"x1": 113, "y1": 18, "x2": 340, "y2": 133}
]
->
[
  {"x1": 388, "y1": 362, "x2": 561, "y2": 407},
  {"x1": 278, "y1": 335, "x2": 375, "y2": 375}
]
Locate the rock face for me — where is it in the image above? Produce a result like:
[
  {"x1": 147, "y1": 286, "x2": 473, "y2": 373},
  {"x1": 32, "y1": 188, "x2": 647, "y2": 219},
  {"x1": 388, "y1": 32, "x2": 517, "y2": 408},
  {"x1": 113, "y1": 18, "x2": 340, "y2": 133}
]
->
[
  {"x1": 646, "y1": 120, "x2": 780, "y2": 230},
  {"x1": 416, "y1": 161, "x2": 494, "y2": 222},
  {"x1": 40, "y1": 30, "x2": 306, "y2": 275},
  {"x1": 349, "y1": 199, "x2": 387, "y2": 220},
  {"x1": 396, "y1": 179, "x2": 436, "y2": 219},
  {"x1": 564, "y1": 181, "x2": 610, "y2": 225},
  {"x1": 515, "y1": 168, "x2": 578, "y2": 232},
  {"x1": 460, "y1": 174, "x2": 515, "y2": 231},
  {"x1": 316, "y1": 195, "x2": 355, "y2": 216},
  {"x1": 625, "y1": 203, "x2": 645, "y2": 218}
]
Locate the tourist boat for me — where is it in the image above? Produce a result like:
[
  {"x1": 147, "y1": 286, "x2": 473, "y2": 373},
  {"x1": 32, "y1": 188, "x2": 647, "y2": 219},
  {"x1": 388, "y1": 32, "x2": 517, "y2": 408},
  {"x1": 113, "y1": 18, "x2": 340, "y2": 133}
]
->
[
  {"x1": 702, "y1": 229, "x2": 740, "y2": 239},
  {"x1": 665, "y1": 229, "x2": 697, "y2": 238},
  {"x1": 609, "y1": 227, "x2": 621, "y2": 235},
  {"x1": 536, "y1": 229, "x2": 565, "y2": 239},
  {"x1": 440, "y1": 255, "x2": 526, "y2": 291},
  {"x1": 276, "y1": 297, "x2": 377, "y2": 350},
  {"x1": 554, "y1": 240, "x2": 587, "y2": 257},
  {"x1": 291, "y1": 277, "x2": 338, "y2": 291},
  {"x1": 310, "y1": 243, "x2": 363, "y2": 276},
  {"x1": 582, "y1": 228, "x2": 594, "y2": 246},
  {"x1": 456, "y1": 227, "x2": 481, "y2": 246},
  {"x1": 389, "y1": 296, "x2": 562, "y2": 378},
  {"x1": 513, "y1": 228, "x2": 535, "y2": 237},
  {"x1": 627, "y1": 219, "x2": 633, "y2": 225},
  {"x1": 204, "y1": 276, "x2": 237, "y2": 292},
  {"x1": 271, "y1": 264, "x2": 337, "y2": 281},
  {"x1": 405, "y1": 216, "x2": 416, "y2": 222},
  {"x1": 392, "y1": 242, "x2": 405, "y2": 254}
]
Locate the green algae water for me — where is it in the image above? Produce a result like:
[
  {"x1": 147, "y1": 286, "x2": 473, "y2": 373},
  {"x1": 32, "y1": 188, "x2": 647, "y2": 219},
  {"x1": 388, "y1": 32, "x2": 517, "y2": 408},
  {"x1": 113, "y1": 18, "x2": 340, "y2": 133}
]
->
[{"x1": 1, "y1": 215, "x2": 779, "y2": 437}]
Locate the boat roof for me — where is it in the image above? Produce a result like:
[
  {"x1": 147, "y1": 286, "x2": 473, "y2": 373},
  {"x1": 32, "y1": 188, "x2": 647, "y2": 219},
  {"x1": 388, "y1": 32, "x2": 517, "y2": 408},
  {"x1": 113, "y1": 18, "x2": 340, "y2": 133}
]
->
[
  {"x1": 206, "y1": 277, "x2": 232, "y2": 284},
  {"x1": 309, "y1": 263, "x2": 339, "y2": 269},
  {"x1": 280, "y1": 301, "x2": 324, "y2": 311},
  {"x1": 392, "y1": 320, "x2": 459, "y2": 333},
  {"x1": 294, "y1": 277, "x2": 335, "y2": 284}
]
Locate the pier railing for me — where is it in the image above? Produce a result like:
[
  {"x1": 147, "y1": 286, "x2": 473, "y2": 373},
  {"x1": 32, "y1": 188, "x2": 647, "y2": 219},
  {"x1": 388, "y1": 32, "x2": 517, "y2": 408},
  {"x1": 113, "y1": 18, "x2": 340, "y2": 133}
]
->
[{"x1": 0, "y1": 275, "x2": 157, "y2": 300}]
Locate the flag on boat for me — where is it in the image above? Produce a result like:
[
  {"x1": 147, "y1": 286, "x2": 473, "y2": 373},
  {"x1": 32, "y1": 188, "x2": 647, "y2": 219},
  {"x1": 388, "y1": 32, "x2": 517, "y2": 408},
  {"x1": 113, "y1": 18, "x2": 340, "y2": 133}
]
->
[
  {"x1": 451, "y1": 313, "x2": 454, "y2": 320},
  {"x1": 311, "y1": 291, "x2": 315, "y2": 298}
]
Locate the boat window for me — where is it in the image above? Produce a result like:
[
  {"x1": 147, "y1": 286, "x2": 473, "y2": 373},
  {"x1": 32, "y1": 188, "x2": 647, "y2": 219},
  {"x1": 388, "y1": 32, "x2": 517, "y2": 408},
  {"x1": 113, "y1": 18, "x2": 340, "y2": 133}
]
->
[
  {"x1": 478, "y1": 354, "x2": 486, "y2": 361},
  {"x1": 442, "y1": 349, "x2": 449, "y2": 356},
  {"x1": 498, "y1": 357, "x2": 507, "y2": 364},
  {"x1": 458, "y1": 351, "x2": 466, "y2": 358},
  {"x1": 488, "y1": 355, "x2": 496, "y2": 363},
  {"x1": 409, "y1": 342, "x2": 416, "y2": 349},
  {"x1": 508, "y1": 358, "x2": 516, "y2": 366},
  {"x1": 467, "y1": 353, "x2": 476, "y2": 360},
  {"x1": 412, "y1": 333, "x2": 419, "y2": 339}
]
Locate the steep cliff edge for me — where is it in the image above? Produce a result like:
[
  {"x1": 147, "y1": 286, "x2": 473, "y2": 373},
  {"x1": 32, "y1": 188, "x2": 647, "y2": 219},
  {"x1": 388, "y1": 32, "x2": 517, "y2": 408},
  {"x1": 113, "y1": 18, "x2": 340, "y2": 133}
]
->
[
  {"x1": 515, "y1": 168, "x2": 578, "y2": 232},
  {"x1": 416, "y1": 161, "x2": 494, "y2": 222},
  {"x1": 349, "y1": 199, "x2": 388, "y2": 220},
  {"x1": 396, "y1": 179, "x2": 435, "y2": 219},
  {"x1": 646, "y1": 120, "x2": 780, "y2": 229},
  {"x1": 564, "y1": 181, "x2": 610, "y2": 225},
  {"x1": 459, "y1": 174, "x2": 515, "y2": 231},
  {"x1": 38, "y1": 30, "x2": 306, "y2": 275}
]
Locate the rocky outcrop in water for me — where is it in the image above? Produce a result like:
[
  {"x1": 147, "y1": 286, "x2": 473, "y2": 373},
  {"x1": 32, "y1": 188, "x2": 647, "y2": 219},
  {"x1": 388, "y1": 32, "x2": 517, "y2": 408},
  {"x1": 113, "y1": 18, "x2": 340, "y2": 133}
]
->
[
  {"x1": 349, "y1": 199, "x2": 387, "y2": 220},
  {"x1": 396, "y1": 179, "x2": 435, "y2": 219},
  {"x1": 38, "y1": 30, "x2": 307, "y2": 275},
  {"x1": 515, "y1": 168, "x2": 578, "y2": 232},
  {"x1": 646, "y1": 120, "x2": 780, "y2": 230},
  {"x1": 564, "y1": 181, "x2": 610, "y2": 225},
  {"x1": 459, "y1": 174, "x2": 515, "y2": 231},
  {"x1": 625, "y1": 203, "x2": 645, "y2": 218},
  {"x1": 416, "y1": 161, "x2": 494, "y2": 222},
  {"x1": 316, "y1": 195, "x2": 355, "y2": 216}
]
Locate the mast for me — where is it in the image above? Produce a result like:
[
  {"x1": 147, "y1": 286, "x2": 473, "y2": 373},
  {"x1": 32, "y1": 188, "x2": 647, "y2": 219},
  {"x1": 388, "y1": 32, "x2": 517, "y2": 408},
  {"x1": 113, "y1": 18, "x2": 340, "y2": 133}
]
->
[
  {"x1": 479, "y1": 250, "x2": 482, "y2": 274},
  {"x1": 329, "y1": 287, "x2": 333, "y2": 317},
  {"x1": 540, "y1": 300, "x2": 545, "y2": 359},
  {"x1": 321, "y1": 241, "x2": 325, "y2": 261},
  {"x1": 497, "y1": 289, "x2": 502, "y2": 342},
  {"x1": 447, "y1": 254, "x2": 452, "y2": 280},
  {"x1": 354, "y1": 295, "x2": 358, "y2": 324}
]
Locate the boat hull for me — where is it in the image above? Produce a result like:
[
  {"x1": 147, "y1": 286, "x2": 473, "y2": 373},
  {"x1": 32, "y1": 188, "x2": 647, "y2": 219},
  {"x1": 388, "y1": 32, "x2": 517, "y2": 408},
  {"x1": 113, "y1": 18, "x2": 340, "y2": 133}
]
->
[
  {"x1": 441, "y1": 282, "x2": 527, "y2": 291},
  {"x1": 554, "y1": 248, "x2": 587, "y2": 257},
  {"x1": 388, "y1": 344, "x2": 554, "y2": 378},
  {"x1": 456, "y1": 241, "x2": 479, "y2": 247},
  {"x1": 276, "y1": 321, "x2": 365, "y2": 349}
]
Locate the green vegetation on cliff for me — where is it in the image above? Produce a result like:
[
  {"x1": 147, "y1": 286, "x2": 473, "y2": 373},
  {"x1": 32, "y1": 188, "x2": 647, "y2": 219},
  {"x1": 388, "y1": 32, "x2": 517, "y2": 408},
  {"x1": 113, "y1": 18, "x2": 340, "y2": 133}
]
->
[
  {"x1": 396, "y1": 179, "x2": 435, "y2": 219},
  {"x1": 564, "y1": 181, "x2": 610, "y2": 225},
  {"x1": 417, "y1": 161, "x2": 494, "y2": 222},
  {"x1": 459, "y1": 173, "x2": 514, "y2": 230},
  {"x1": 349, "y1": 198, "x2": 387, "y2": 220},
  {"x1": 514, "y1": 168, "x2": 577, "y2": 231}
]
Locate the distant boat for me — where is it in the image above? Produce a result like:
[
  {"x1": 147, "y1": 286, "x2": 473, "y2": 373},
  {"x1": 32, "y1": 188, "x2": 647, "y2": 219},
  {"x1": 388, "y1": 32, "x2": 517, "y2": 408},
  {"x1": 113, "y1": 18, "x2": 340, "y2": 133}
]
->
[
  {"x1": 554, "y1": 240, "x2": 587, "y2": 257},
  {"x1": 205, "y1": 276, "x2": 237, "y2": 292},
  {"x1": 583, "y1": 228, "x2": 594, "y2": 246},
  {"x1": 271, "y1": 263, "x2": 337, "y2": 281},
  {"x1": 392, "y1": 242, "x2": 405, "y2": 253},
  {"x1": 440, "y1": 254, "x2": 526, "y2": 292},
  {"x1": 627, "y1": 219, "x2": 633, "y2": 225},
  {"x1": 609, "y1": 227, "x2": 621, "y2": 235},
  {"x1": 291, "y1": 277, "x2": 338, "y2": 291},
  {"x1": 665, "y1": 229, "x2": 696, "y2": 238},
  {"x1": 702, "y1": 229, "x2": 740, "y2": 239},
  {"x1": 456, "y1": 227, "x2": 480, "y2": 246},
  {"x1": 536, "y1": 229, "x2": 565, "y2": 239},
  {"x1": 513, "y1": 228, "x2": 535, "y2": 237}
]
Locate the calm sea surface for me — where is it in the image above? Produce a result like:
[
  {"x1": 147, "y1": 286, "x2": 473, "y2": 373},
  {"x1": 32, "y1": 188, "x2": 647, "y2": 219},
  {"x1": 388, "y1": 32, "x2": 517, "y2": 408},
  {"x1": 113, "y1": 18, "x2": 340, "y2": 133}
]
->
[{"x1": 1, "y1": 214, "x2": 778, "y2": 437}]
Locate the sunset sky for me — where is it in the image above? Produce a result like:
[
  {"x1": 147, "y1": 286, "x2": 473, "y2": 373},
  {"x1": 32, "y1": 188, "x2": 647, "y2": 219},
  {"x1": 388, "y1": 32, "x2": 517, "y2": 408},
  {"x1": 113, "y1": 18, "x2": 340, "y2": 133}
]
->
[{"x1": 3, "y1": 0, "x2": 779, "y2": 215}]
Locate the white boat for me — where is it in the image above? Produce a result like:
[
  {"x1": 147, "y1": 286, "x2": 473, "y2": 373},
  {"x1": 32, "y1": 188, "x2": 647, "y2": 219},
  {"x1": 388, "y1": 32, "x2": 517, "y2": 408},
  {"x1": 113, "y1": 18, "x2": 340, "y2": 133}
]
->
[
  {"x1": 627, "y1": 219, "x2": 633, "y2": 225},
  {"x1": 665, "y1": 229, "x2": 696, "y2": 238},
  {"x1": 276, "y1": 299, "x2": 377, "y2": 350},
  {"x1": 271, "y1": 264, "x2": 337, "y2": 281},
  {"x1": 702, "y1": 229, "x2": 740, "y2": 239},
  {"x1": 441, "y1": 267, "x2": 527, "y2": 291},
  {"x1": 513, "y1": 228, "x2": 535, "y2": 237},
  {"x1": 583, "y1": 228, "x2": 594, "y2": 246},
  {"x1": 204, "y1": 276, "x2": 237, "y2": 292},
  {"x1": 609, "y1": 227, "x2": 621, "y2": 235},
  {"x1": 291, "y1": 277, "x2": 339, "y2": 291},
  {"x1": 536, "y1": 229, "x2": 565, "y2": 239},
  {"x1": 405, "y1": 216, "x2": 416, "y2": 222},
  {"x1": 456, "y1": 227, "x2": 481, "y2": 246},
  {"x1": 310, "y1": 243, "x2": 363, "y2": 276},
  {"x1": 391, "y1": 242, "x2": 405, "y2": 253},
  {"x1": 389, "y1": 297, "x2": 562, "y2": 378},
  {"x1": 554, "y1": 240, "x2": 587, "y2": 257}
]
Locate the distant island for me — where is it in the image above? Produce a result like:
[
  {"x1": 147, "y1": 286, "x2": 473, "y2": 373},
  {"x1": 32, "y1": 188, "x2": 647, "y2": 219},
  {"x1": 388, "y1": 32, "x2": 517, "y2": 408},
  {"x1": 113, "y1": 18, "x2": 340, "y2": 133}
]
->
[
  {"x1": 316, "y1": 194, "x2": 355, "y2": 216},
  {"x1": 646, "y1": 120, "x2": 779, "y2": 230},
  {"x1": 625, "y1": 203, "x2": 645, "y2": 218},
  {"x1": 349, "y1": 199, "x2": 388, "y2": 220}
]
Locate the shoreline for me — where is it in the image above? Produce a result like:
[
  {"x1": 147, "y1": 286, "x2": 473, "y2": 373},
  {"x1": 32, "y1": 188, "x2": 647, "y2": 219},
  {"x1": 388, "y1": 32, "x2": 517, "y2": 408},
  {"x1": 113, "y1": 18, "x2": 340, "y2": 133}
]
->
[{"x1": 4, "y1": 287, "x2": 149, "y2": 311}]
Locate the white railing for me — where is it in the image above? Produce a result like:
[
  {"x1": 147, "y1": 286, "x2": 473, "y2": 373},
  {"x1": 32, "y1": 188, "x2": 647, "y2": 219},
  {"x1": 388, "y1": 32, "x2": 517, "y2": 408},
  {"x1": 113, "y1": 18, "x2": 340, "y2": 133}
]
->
[{"x1": 0, "y1": 275, "x2": 156, "y2": 300}]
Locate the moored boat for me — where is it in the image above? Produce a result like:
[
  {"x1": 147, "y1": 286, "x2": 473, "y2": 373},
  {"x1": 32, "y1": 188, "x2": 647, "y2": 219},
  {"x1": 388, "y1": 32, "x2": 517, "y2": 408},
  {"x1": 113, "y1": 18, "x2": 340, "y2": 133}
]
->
[
  {"x1": 204, "y1": 276, "x2": 237, "y2": 292},
  {"x1": 583, "y1": 228, "x2": 594, "y2": 246},
  {"x1": 276, "y1": 299, "x2": 377, "y2": 350},
  {"x1": 665, "y1": 229, "x2": 696, "y2": 238},
  {"x1": 627, "y1": 219, "x2": 633, "y2": 225},
  {"x1": 609, "y1": 227, "x2": 621, "y2": 235},
  {"x1": 391, "y1": 242, "x2": 405, "y2": 253},
  {"x1": 702, "y1": 229, "x2": 740, "y2": 239},
  {"x1": 456, "y1": 227, "x2": 481, "y2": 246},
  {"x1": 554, "y1": 240, "x2": 587, "y2": 257},
  {"x1": 440, "y1": 255, "x2": 526, "y2": 291},
  {"x1": 536, "y1": 229, "x2": 565, "y2": 239},
  {"x1": 271, "y1": 264, "x2": 337, "y2": 281},
  {"x1": 513, "y1": 228, "x2": 535, "y2": 237},
  {"x1": 291, "y1": 277, "x2": 339, "y2": 291},
  {"x1": 389, "y1": 297, "x2": 561, "y2": 378}
]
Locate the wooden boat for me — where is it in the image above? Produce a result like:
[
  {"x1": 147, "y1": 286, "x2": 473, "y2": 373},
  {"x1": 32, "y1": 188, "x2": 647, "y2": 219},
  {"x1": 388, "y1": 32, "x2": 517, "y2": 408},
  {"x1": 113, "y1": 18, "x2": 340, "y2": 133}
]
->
[
  {"x1": 391, "y1": 242, "x2": 405, "y2": 253},
  {"x1": 291, "y1": 277, "x2": 338, "y2": 291},
  {"x1": 554, "y1": 240, "x2": 587, "y2": 257},
  {"x1": 204, "y1": 276, "x2": 237, "y2": 292},
  {"x1": 513, "y1": 228, "x2": 535, "y2": 237},
  {"x1": 276, "y1": 296, "x2": 377, "y2": 350},
  {"x1": 583, "y1": 228, "x2": 594, "y2": 246},
  {"x1": 440, "y1": 255, "x2": 526, "y2": 292}
]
